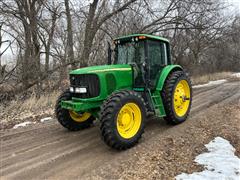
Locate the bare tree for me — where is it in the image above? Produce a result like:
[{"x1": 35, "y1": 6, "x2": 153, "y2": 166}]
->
[
  {"x1": 64, "y1": 0, "x2": 76, "y2": 69},
  {"x1": 38, "y1": 1, "x2": 60, "y2": 74},
  {"x1": 80, "y1": 0, "x2": 138, "y2": 66}
]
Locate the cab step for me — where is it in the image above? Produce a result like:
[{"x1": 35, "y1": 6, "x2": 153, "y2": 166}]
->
[{"x1": 149, "y1": 91, "x2": 166, "y2": 117}]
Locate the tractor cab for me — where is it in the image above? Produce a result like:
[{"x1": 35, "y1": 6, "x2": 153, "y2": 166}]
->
[{"x1": 113, "y1": 34, "x2": 171, "y2": 88}]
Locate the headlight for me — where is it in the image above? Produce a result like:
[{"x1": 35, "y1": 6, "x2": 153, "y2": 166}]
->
[
  {"x1": 75, "y1": 87, "x2": 87, "y2": 93},
  {"x1": 70, "y1": 87, "x2": 74, "y2": 92}
]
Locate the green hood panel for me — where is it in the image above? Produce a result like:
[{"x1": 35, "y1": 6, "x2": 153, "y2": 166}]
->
[
  {"x1": 68, "y1": 64, "x2": 133, "y2": 103},
  {"x1": 70, "y1": 64, "x2": 132, "y2": 75}
]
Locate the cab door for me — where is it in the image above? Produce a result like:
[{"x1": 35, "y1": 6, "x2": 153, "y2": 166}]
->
[{"x1": 148, "y1": 40, "x2": 168, "y2": 88}]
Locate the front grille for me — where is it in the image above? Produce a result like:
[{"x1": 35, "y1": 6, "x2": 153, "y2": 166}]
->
[{"x1": 70, "y1": 74, "x2": 100, "y2": 98}]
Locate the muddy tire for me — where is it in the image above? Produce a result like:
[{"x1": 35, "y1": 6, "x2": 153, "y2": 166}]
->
[
  {"x1": 55, "y1": 90, "x2": 94, "y2": 131},
  {"x1": 99, "y1": 90, "x2": 146, "y2": 150},
  {"x1": 162, "y1": 71, "x2": 192, "y2": 124}
]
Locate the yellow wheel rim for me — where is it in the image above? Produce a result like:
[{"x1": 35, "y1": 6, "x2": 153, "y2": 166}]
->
[
  {"x1": 117, "y1": 103, "x2": 142, "y2": 139},
  {"x1": 173, "y1": 80, "x2": 191, "y2": 117},
  {"x1": 69, "y1": 111, "x2": 91, "y2": 122}
]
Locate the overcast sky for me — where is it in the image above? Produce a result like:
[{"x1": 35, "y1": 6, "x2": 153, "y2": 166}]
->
[{"x1": 228, "y1": 0, "x2": 240, "y2": 12}]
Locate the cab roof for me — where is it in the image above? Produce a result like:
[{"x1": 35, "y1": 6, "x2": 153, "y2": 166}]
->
[{"x1": 114, "y1": 34, "x2": 169, "y2": 43}]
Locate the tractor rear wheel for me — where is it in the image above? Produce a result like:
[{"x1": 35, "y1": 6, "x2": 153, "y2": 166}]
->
[
  {"x1": 99, "y1": 90, "x2": 146, "y2": 150},
  {"x1": 55, "y1": 90, "x2": 94, "y2": 131},
  {"x1": 162, "y1": 71, "x2": 192, "y2": 124}
]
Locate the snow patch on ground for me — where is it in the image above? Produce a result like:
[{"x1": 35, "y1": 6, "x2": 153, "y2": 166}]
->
[
  {"x1": 193, "y1": 79, "x2": 227, "y2": 88},
  {"x1": 176, "y1": 137, "x2": 240, "y2": 180},
  {"x1": 13, "y1": 121, "x2": 35, "y2": 129},
  {"x1": 232, "y1": 72, "x2": 240, "y2": 78},
  {"x1": 40, "y1": 117, "x2": 53, "y2": 122},
  {"x1": 12, "y1": 117, "x2": 53, "y2": 129}
]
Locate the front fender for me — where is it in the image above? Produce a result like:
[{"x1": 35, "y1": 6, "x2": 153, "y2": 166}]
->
[{"x1": 156, "y1": 65, "x2": 183, "y2": 91}]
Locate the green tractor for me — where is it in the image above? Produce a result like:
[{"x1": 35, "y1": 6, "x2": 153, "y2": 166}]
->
[{"x1": 55, "y1": 34, "x2": 192, "y2": 150}]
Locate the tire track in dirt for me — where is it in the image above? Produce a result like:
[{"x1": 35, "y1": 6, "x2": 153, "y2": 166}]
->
[
  {"x1": 1, "y1": 125, "x2": 97, "y2": 159},
  {"x1": 0, "y1": 80, "x2": 239, "y2": 180},
  {"x1": 192, "y1": 81, "x2": 240, "y2": 114}
]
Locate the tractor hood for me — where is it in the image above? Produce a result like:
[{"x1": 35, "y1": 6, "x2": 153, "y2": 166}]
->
[
  {"x1": 70, "y1": 64, "x2": 132, "y2": 75},
  {"x1": 68, "y1": 64, "x2": 133, "y2": 103}
]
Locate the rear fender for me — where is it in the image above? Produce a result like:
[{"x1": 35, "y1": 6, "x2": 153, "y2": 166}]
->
[{"x1": 156, "y1": 65, "x2": 183, "y2": 91}]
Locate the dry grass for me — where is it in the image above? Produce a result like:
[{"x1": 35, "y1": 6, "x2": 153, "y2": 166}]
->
[
  {"x1": 21, "y1": 91, "x2": 60, "y2": 111},
  {"x1": 5, "y1": 91, "x2": 59, "y2": 112},
  {"x1": 0, "y1": 91, "x2": 60, "y2": 129},
  {"x1": 191, "y1": 71, "x2": 233, "y2": 85}
]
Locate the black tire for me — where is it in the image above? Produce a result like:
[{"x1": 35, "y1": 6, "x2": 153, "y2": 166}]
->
[
  {"x1": 161, "y1": 71, "x2": 192, "y2": 124},
  {"x1": 99, "y1": 90, "x2": 146, "y2": 150},
  {"x1": 55, "y1": 90, "x2": 94, "y2": 131}
]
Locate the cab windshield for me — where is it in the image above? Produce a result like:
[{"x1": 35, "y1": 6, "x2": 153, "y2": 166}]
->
[{"x1": 115, "y1": 41, "x2": 145, "y2": 64}]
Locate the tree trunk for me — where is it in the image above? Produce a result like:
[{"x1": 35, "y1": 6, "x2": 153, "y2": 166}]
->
[
  {"x1": 16, "y1": 0, "x2": 42, "y2": 95},
  {"x1": 64, "y1": 0, "x2": 76, "y2": 69},
  {"x1": 80, "y1": 0, "x2": 99, "y2": 67}
]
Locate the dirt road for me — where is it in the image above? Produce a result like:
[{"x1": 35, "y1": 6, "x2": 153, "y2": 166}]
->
[{"x1": 1, "y1": 80, "x2": 240, "y2": 180}]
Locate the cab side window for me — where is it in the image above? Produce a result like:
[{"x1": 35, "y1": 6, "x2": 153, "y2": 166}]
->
[
  {"x1": 148, "y1": 41, "x2": 168, "y2": 86},
  {"x1": 148, "y1": 41, "x2": 167, "y2": 66}
]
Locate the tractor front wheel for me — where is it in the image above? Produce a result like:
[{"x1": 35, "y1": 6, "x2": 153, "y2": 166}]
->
[
  {"x1": 99, "y1": 90, "x2": 146, "y2": 150},
  {"x1": 55, "y1": 90, "x2": 94, "y2": 131}
]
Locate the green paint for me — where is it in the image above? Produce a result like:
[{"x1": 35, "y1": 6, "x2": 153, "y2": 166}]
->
[
  {"x1": 149, "y1": 65, "x2": 182, "y2": 116},
  {"x1": 149, "y1": 90, "x2": 166, "y2": 117},
  {"x1": 70, "y1": 64, "x2": 131, "y2": 75},
  {"x1": 61, "y1": 100, "x2": 101, "y2": 112},
  {"x1": 156, "y1": 65, "x2": 183, "y2": 91},
  {"x1": 133, "y1": 87, "x2": 144, "y2": 91},
  {"x1": 61, "y1": 64, "x2": 133, "y2": 113}
]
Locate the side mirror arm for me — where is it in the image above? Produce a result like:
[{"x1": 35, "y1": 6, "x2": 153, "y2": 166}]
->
[{"x1": 107, "y1": 42, "x2": 112, "y2": 65}]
